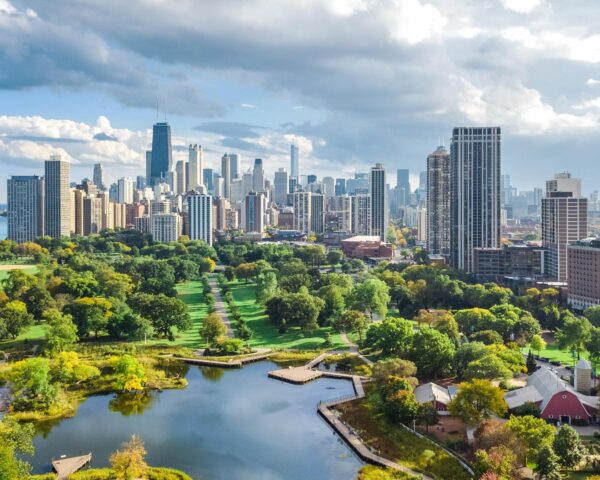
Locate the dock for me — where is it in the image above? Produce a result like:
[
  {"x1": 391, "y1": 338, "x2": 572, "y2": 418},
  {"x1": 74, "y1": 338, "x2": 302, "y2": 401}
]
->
[
  {"x1": 52, "y1": 453, "x2": 92, "y2": 480},
  {"x1": 180, "y1": 351, "x2": 273, "y2": 368}
]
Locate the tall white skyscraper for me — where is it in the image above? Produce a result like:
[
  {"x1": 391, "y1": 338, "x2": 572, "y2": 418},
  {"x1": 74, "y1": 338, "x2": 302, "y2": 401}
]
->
[
  {"x1": 450, "y1": 127, "x2": 501, "y2": 272},
  {"x1": 188, "y1": 189, "x2": 213, "y2": 245},
  {"x1": 45, "y1": 155, "x2": 71, "y2": 238},
  {"x1": 542, "y1": 172, "x2": 588, "y2": 281},
  {"x1": 253, "y1": 158, "x2": 265, "y2": 192},
  {"x1": 290, "y1": 144, "x2": 299, "y2": 179},
  {"x1": 274, "y1": 168, "x2": 289, "y2": 206},
  {"x1": 370, "y1": 163, "x2": 388, "y2": 241},
  {"x1": 221, "y1": 154, "x2": 231, "y2": 198},
  {"x1": 175, "y1": 160, "x2": 187, "y2": 195},
  {"x1": 117, "y1": 177, "x2": 134, "y2": 204},
  {"x1": 188, "y1": 144, "x2": 203, "y2": 190},
  {"x1": 7, "y1": 175, "x2": 44, "y2": 243}
]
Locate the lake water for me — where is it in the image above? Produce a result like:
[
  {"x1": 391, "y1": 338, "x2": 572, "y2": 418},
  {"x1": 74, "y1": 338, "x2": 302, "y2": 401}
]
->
[{"x1": 28, "y1": 361, "x2": 363, "y2": 480}]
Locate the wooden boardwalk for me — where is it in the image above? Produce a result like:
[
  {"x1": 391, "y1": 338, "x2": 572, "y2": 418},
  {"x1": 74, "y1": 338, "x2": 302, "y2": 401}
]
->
[
  {"x1": 181, "y1": 351, "x2": 273, "y2": 368},
  {"x1": 52, "y1": 453, "x2": 92, "y2": 480}
]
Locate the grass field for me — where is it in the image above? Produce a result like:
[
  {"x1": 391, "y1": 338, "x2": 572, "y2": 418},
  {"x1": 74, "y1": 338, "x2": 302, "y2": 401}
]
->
[
  {"x1": 0, "y1": 322, "x2": 47, "y2": 351},
  {"x1": 227, "y1": 280, "x2": 347, "y2": 350},
  {"x1": 523, "y1": 342, "x2": 588, "y2": 367},
  {"x1": 0, "y1": 264, "x2": 38, "y2": 280}
]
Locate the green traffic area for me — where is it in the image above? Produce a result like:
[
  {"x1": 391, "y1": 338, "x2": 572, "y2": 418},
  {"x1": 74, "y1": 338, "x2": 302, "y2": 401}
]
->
[{"x1": 226, "y1": 279, "x2": 347, "y2": 350}]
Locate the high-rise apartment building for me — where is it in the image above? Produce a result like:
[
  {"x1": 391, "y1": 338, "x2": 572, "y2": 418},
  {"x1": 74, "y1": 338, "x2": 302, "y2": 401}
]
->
[
  {"x1": 568, "y1": 238, "x2": 600, "y2": 311},
  {"x1": 175, "y1": 160, "x2": 187, "y2": 195},
  {"x1": 244, "y1": 191, "x2": 266, "y2": 233},
  {"x1": 214, "y1": 196, "x2": 230, "y2": 232},
  {"x1": 7, "y1": 176, "x2": 44, "y2": 243},
  {"x1": 327, "y1": 195, "x2": 352, "y2": 232},
  {"x1": 310, "y1": 193, "x2": 324, "y2": 234},
  {"x1": 274, "y1": 168, "x2": 289, "y2": 206},
  {"x1": 188, "y1": 189, "x2": 212, "y2": 245},
  {"x1": 396, "y1": 169, "x2": 410, "y2": 208},
  {"x1": 149, "y1": 122, "x2": 172, "y2": 185},
  {"x1": 351, "y1": 194, "x2": 371, "y2": 235},
  {"x1": 71, "y1": 188, "x2": 84, "y2": 235},
  {"x1": 322, "y1": 177, "x2": 335, "y2": 198},
  {"x1": 542, "y1": 172, "x2": 588, "y2": 281},
  {"x1": 290, "y1": 144, "x2": 299, "y2": 179},
  {"x1": 203, "y1": 168, "x2": 214, "y2": 193},
  {"x1": 221, "y1": 154, "x2": 231, "y2": 198},
  {"x1": 292, "y1": 191, "x2": 311, "y2": 233},
  {"x1": 151, "y1": 213, "x2": 181, "y2": 243},
  {"x1": 230, "y1": 153, "x2": 240, "y2": 180},
  {"x1": 45, "y1": 155, "x2": 71, "y2": 238},
  {"x1": 370, "y1": 163, "x2": 388, "y2": 241},
  {"x1": 253, "y1": 158, "x2": 265, "y2": 192},
  {"x1": 188, "y1": 144, "x2": 203, "y2": 190},
  {"x1": 450, "y1": 127, "x2": 501, "y2": 272},
  {"x1": 426, "y1": 146, "x2": 451, "y2": 256},
  {"x1": 83, "y1": 196, "x2": 102, "y2": 235},
  {"x1": 93, "y1": 163, "x2": 105, "y2": 191},
  {"x1": 117, "y1": 177, "x2": 134, "y2": 204}
]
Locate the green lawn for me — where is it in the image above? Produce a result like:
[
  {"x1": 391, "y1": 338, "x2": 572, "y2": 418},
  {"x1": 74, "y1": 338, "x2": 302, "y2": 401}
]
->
[
  {"x1": 227, "y1": 280, "x2": 347, "y2": 350},
  {"x1": 0, "y1": 264, "x2": 38, "y2": 281},
  {"x1": 523, "y1": 342, "x2": 588, "y2": 367},
  {"x1": 0, "y1": 322, "x2": 47, "y2": 351}
]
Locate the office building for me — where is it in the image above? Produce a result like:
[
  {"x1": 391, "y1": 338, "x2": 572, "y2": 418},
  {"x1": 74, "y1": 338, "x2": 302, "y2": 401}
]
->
[
  {"x1": 568, "y1": 238, "x2": 600, "y2": 311},
  {"x1": 175, "y1": 160, "x2": 187, "y2": 195},
  {"x1": 335, "y1": 178, "x2": 346, "y2": 196},
  {"x1": 310, "y1": 193, "x2": 324, "y2": 234},
  {"x1": 450, "y1": 127, "x2": 501, "y2": 272},
  {"x1": 83, "y1": 196, "x2": 102, "y2": 235},
  {"x1": 45, "y1": 155, "x2": 71, "y2": 238},
  {"x1": 117, "y1": 177, "x2": 134, "y2": 204},
  {"x1": 396, "y1": 169, "x2": 410, "y2": 208},
  {"x1": 188, "y1": 144, "x2": 203, "y2": 190},
  {"x1": 322, "y1": 177, "x2": 335, "y2": 198},
  {"x1": 188, "y1": 189, "x2": 212, "y2": 245},
  {"x1": 253, "y1": 158, "x2": 265, "y2": 192},
  {"x1": 292, "y1": 191, "x2": 311, "y2": 233},
  {"x1": 542, "y1": 172, "x2": 588, "y2": 281},
  {"x1": 7, "y1": 176, "x2": 44, "y2": 243},
  {"x1": 473, "y1": 244, "x2": 545, "y2": 282},
  {"x1": 151, "y1": 213, "x2": 181, "y2": 243},
  {"x1": 71, "y1": 188, "x2": 84, "y2": 235},
  {"x1": 291, "y1": 144, "x2": 299, "y2": 179},
  {"x1": 244, "y1": 191, "x2": 266, "y2": 234},
  {"x1": 370, "y1": 163, "x2": 387, "y2": 241},
  {"x1": 230, "y1": 153, "x2": 240, "y2": 179},
  {"x1": 149, "y1": 122, "x2": 172, "y2": 185},
  {"x1": 426, "y1": 146, "x2": 451, "y2": 256},
  {"x1": 221, "y1": 154, "x2": 231, "y2": 198},
  {"x1": 203, "y1": 168, "x2": 214, "y2": 193},
  {"x1": 214, "y1": 196, "x2": 230, "y2": 232},
  {"x1": 274, "y1": 168, "x2": 289, "y2": 206},
  {"x1": 93, "y1": 163, "x2": 105, "y2": 191}
]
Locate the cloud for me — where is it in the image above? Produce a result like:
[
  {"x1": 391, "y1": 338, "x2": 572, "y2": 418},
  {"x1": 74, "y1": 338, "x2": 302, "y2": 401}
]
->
[
  {"x1": 587, "y1": 78, "x2": 600, "y2": 86},
  {"x1": 500, "y1": 0, "x2": 545, "y2": 14},
  {"x1": 194, "y1": 121, "x2": 266, "y2": 139}
]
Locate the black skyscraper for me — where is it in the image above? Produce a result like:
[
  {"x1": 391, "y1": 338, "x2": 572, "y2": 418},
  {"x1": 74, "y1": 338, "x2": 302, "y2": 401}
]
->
[{"x1": 150, "y1": 122, "x2": 172, "y2": 185}]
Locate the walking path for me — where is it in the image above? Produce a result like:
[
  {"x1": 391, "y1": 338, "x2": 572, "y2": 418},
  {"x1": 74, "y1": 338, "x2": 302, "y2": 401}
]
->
[
  {"x1": 181, "y1": 350, "x2": 273, "y2": 368},
  {"x1": 208, "y1": 276, "x2": 234, "y2": 338},
  {"x1": 339, "y1": 332, "x2": 374, "y2": 366},
  {"x1": 52, "y1": 453, "x2": 92, "y2": 480}
]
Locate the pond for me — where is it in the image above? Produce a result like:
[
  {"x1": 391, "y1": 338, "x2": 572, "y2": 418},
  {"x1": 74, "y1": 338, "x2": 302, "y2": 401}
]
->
[{"x1": 28, "y1": 361, "x2": 363, "y2": 480}]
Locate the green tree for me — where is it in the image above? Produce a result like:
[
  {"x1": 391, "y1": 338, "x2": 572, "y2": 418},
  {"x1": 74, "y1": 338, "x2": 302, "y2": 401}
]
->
[
  {"x1": 8, "y1": 358, "x2": 58, "y2": 411},
  {"x1": 333, "y1": 309, "x2": 368, "y2": 340},
  {"x1": 235, "y1": 262, "x2": 258, "y2": 283},
  {"x1": 350, "y1": 278, "x2": 391, "y2": 319},
  {"x1": 416, "y1": 403, "x2": 439, "y2": 432},
  {"x1": 586, "y1": 326, "x2": 600, "y2": 370},
  {"x1": 448, "y1": 379, "x2": 507, "y2": 425},
  {"x1": 584, "y1": 305, "x2": 600, "y2": 327},
  {"x1": 0, "y1": 417, "x2": 35, "y2": 480},
  {"x1": 454, "y1": 342, "x2": 488, "y2": 379},
  {"x1": 529, "y1": 334, "x2": 547, "y2": 356},
  {"x1": 534, "y1": 445, "x2": 562, "y2": 480},
  {"x1": 255, "y1": 271, "x2": 278, "y2": 304},
  {"x1": 371, "y1": 358, "x2": 418, "y2": 383},
  {"x1": 384, "y1": 389, "x2": 420, "y2": 424},
  {"x1": 65, "y1": 296, "x2": 113, "y2": 338},
  {"x1": 113, "y1": 355, "x2": 146, "y2": 392},
  {"x1": 129, "y1": 293, "x2": 191, "y2": 341},
  {"x1": 556, "y1": 314, "x2": 592, "y2": 359},
  {"x1": 553, "y1": 424, "x2": 585, "y2": 469},
  {"x1": 200, "y1": 313, "x2": 227, "y2": 346},
  {"x1": 44, "y1": 309, "x2": 78, "y2": 354},
  {"x1": 317, "y1": 285, "x2": 346, "y2": 323},
  {"x1": 506, "y1": 415, "x2": 555, "y2": 462},
  {"x1": 409, "y1": 327, "x2": 455, "y2": 378},
  {"x1": 0, "y1": 300, "x2": 34, "y2": 339},
  {"x1": 464, "y1": 354, "x2": 512, "y2": 381},
  {"x1": 326, "y1": 250, "x2": 344, "y2": 267},
  {"x1": 455, "y1": 308, "x2": 495, "y2": 335},
  {"x1": 364, "y1": 317, "x2": 413, "y2": 357}
]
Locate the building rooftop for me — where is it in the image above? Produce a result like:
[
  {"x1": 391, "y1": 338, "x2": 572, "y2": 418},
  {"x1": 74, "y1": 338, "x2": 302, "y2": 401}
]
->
[{"x1": 342, "y1": 235, "x2": 382, "y2": 243}]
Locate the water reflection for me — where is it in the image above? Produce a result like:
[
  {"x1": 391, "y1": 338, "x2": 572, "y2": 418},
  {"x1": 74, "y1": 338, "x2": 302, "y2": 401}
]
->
[
  {"x1": 199, "y1": 366, "x2": 225, "y2": 382},
  {"x1": 109, "y1": 391, "x2": 156, "y2": 416}
]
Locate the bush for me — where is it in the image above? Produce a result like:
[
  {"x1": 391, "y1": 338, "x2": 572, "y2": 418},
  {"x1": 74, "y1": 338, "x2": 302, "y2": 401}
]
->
[{"x1": 214, "y1": 338, "x2": 244, "y2": 355}]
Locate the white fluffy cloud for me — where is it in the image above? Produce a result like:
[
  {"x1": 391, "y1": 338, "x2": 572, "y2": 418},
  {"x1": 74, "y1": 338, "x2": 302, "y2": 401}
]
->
[{"x1": 500, "y1": 0, "x2": 545, "y2": 14}]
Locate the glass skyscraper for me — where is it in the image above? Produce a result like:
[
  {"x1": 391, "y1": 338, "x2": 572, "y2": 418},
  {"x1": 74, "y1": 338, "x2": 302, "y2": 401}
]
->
[{"x1": 150, "y1": 122, "x2": 172, "y2": 185}]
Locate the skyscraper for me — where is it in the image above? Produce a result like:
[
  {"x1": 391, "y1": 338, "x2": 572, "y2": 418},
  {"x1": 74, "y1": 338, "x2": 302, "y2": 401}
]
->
[
  {"x1": 351, "y1": 194, "x2": 371, "y2": 235},
  {"x1": 175, "y1": 160, "x2": 187, "y2": 195},
  {"x1": 450, "y1": 127, "x2": 501, "y2": 272},
  {"x1": 292, "y1": 191, "x2": 311, "y2": 233},
  {"x1": 426, "y1": 146, "x2": 451, "y2": 256},
  {"x1": 396, "y1": 169, "x2": 410, "y2": 208},
  {"x1": 151, "y1": 213, "x2": 181, "y2": 243},
  {"x1": 310, "y1": 193, "x2": 324, "y2": 234},
  {"x1": 150, "y1": 122, "x2": 172, "y2": 185},
  {"x1": 290, "y1": 144, "x2": 299, "y2": 179},
  {"x1": 221, "y1": 154, "x2": 231, "y2": 198},
  {"x1": 117, "y1": 177, "x2": 134, "y2": 204},
  {"x1": 370, "y1": 163, "x2": 388, "y2": 241},
  {"x1": 253, "y1": 158, "x2": 265, "y2": 192},
  {"x1": 93, "y1": 163, "x2": 105, "y2": 191},
  {"x1": 274, "y1": 168, "x2": 289, "y2": 206},
  {"x1": 203, "y1": 168, "x2": 214, "y2": 193},
  {"x1": 188, "y1": 144, "x2": 203, "y2": 190},
  {"x1": 145, "y1": 151, "x2": 152, "y2": 183},
  {"x1": 244, "y1": 191, "x2": 266, "y2": 233},
  {"x1": 188, "y1": 188, "x2": 213, "y2": 245},
  {"x1": 7, "y1": 176, "x2": 44, "y2": 243},
  {"x1": 322, "y1": 177, "x2": 335, "y2": 198},
  {"x1": 542, "y1": 172, "x2": 588, "y2": 281},
  {"x1": 335, "y1": 178, "x2": 346, "y2": 196},
  {"x1": 45, "y1": 155, "x2": 71, "y2": 238},
  {"x1": 230, "y1": 153, "x2": 240, "y2": 179}
]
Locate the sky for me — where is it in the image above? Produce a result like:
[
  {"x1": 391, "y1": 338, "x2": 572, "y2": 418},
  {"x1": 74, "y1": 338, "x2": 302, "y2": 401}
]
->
[{"x1": 1, "y1": 0, "x2": 600, "y2": 202}]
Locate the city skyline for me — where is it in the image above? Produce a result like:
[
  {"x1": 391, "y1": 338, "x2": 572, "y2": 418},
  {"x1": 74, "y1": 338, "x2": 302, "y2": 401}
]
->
[{"x1": 3, "y1": 1, "x2": 600, "y2": 201}]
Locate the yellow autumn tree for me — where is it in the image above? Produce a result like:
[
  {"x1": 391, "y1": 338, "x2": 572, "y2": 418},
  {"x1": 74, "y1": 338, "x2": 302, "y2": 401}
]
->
[
  {"x1": 110, "y1": 434, "x2": 148, "y2": 480},
  {"x1": 113, "y1": 355, "x2": 146, "y2": 392}
]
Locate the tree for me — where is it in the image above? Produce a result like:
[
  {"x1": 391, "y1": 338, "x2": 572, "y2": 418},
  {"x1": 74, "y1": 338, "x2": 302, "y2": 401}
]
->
[
  {"x1": 201, "y1": 313, "x2": 227, "y2": 346},
  {"x1": 586, "y1": 326, "x2": 600, "y2": 370},
  {"x1": 0, "y1": 417, "x2": 35, "y2": 480},
  {"x1": 454, "y1": 342, "x2": 488, "y2": 379},
  {"x1": 65, "y1": 296, "x2": 113, "y2": 338},
  {"x1": 326, "y1": 250, "x2": 344, "y2": 267},
  {"x1": 255, "y1": 271, "x2": 278, "y2": 304},
  {"x1": 556, "y1": 314, "x2": 592, "y2": 359},
  {"x1": 333, "y1": 310, "x2": 367, "y2": 340},
  {"x1": 51, "y1": 351, "x2": 100, "y2": 384},
  {"x1": 317, "y1": 285, "x2": 346, "y2": 323},
  {"x1": 8, "y1": 358, "x2": 58, "y2": 411},
  {"x1": 455, "y1": 308, "x2": 495, "y2": 335},
  {"x1": 384, "y1": 389, "x2": 420, "y2": 424},
  {"x1": 110, "y1": 434, "x2": 148, "y2": 480},
  {"x1": 506, "y1": 415, "x2": 555, "y2": 462},
  {"x1": 464, "y1": 354, "x2": 512, "y2": 381},
  {"x1": 534, "y1": 445, "x2": 562, "y2": 480},
  {"x1": 474, "y1": 446, "x2": 518, "y2": 480},
  {"x1": 416, "y1": 403, "x2": 439, "y2": 432},
  {"x1": 584, "y1": 305, "x2": 600, "y2": 327},
  {"x1": 448, "y1": 379, "x2": 507, "y2": 425},
  {"x1": 265, "y1": 290, "x2": 324, "y2": 333},
  {"x1": 19, "y1": 283, "x2": 54, "y2": 319},
  {"x1": 113, "y1": 355, "x2": 146, "y2": 392},
  {"x1": 529, "y1": 334, "x2": 546, "y2": 356},
  {"x1": 409, "y1": 327, "x2": 455, "y2": 378},
  {"x1": 129, "y1": 293, "x2": 191, "y2": 341},
  {"x1": 0, "y1": 300, "x2": 34, "y2": 339},
  {"x1": 553, "y1": 424, "x2": 585, "y2": 469},
  {"x1": 371, "y1": 358, "x2": 418, "y2": 383},
  {"x1": 363, "y1": 317, "x2": 413, "y2": 357},
  {"x1": 235, "y1": 262, "x2": 258, "y2": 283},
  {"x1": 350, "y1": 278, "x2": 391, "y2": 319},
  {"x1": 44, "y1": 309, "x2": 78, "y2": 354},
  {"x1": 470, "y1": 330, "x2": 503, "y2": 345}
]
